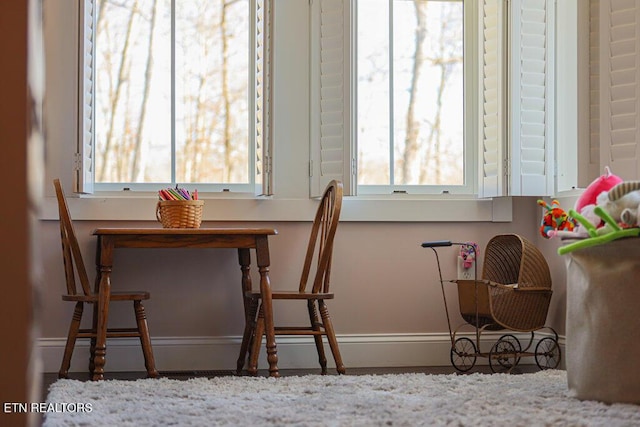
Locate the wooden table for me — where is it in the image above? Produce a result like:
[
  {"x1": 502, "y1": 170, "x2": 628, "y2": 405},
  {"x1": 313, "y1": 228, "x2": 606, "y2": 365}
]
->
[{"x1": 92, "y1": 227, "x2": 280, "y2": 380}]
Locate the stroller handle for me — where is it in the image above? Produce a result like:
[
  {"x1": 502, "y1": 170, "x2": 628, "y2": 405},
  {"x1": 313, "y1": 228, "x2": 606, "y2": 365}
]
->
[{"x1": 421, "y1": 240, "x2": 453, "y2": 248}]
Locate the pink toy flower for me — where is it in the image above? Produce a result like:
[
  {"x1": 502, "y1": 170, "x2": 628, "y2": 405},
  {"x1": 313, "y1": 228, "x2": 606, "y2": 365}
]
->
[{"x1": 459, "y1": 242, "x2": 478, "y2": 269}]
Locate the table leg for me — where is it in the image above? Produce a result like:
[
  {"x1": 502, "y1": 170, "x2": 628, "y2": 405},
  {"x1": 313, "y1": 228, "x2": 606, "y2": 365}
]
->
[
  {"x1": 255, "y1": 236, "x2": 279, "y2": 377},
  {"x1": 91, "y1": 267, "x2": 111, "y2": 380},
  {"x1": 93, "y1": 237, "x2": 112, "y2": 381}
]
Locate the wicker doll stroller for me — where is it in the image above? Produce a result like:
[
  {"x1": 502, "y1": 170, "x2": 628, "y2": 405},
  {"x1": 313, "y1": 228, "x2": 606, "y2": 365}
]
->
[{"x1": 422, "y1": 234, "x2": 561, "y2": 373}]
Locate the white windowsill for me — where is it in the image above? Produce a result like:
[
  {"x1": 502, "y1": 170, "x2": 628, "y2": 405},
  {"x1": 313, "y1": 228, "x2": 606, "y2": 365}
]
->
[{"x1": 39, "y1": 194, "x2": 512, "y2": 223}]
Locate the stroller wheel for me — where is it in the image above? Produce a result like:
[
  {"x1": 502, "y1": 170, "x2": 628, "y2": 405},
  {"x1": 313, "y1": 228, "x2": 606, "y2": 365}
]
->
[
  {"x1": 535, "y1": 337, "x2": 561, "y2": 370},
  {"x1": 489, "y1": 339, "x2": 517, "y2": 373},
  {"x1": 496, "y1": 334, "x2": 522, "y2": 366},
  {"x1": 450, "y1": 337, "x2": 477, "y2": 372}
]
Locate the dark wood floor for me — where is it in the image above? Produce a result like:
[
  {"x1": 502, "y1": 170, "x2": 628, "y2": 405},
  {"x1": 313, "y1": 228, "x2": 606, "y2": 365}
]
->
[{"x1": 42, "y1": 364, "x2": 540, "y2": 401}]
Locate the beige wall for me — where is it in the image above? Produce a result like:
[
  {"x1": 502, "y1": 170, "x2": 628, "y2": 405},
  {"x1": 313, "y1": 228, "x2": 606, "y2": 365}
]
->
[{"x1": 39, "y1": 196, "x2": 567, "y2": 341}]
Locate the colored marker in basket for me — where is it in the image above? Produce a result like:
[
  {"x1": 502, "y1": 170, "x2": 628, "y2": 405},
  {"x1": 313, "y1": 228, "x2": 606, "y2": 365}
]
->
[{"x1": 158, "y1": 187, "x2": 198, "y2": 201}]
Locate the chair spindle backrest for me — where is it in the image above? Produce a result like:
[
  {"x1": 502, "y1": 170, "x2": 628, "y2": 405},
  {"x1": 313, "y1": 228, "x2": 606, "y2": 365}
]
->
[
  {"x1": 299, "y1": 180, "x2": 343, "y2": 294},
  {"x1": 53, "y1": 179, "x2": 92, "y2": 296}
]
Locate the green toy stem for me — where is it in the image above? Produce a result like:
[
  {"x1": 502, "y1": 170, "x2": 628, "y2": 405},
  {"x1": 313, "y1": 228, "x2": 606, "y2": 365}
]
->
[
  {"x1": 593, "y1": 206, "x2": 621, "y2": 232},
  {"x1": 560, "y1": 206, "x2": 640, "y2": 255},
  {"x1": 568, "y1": 209, "x2": 598, "y2": 237},
  {"x1": 558, "y1": 228, "x2": 640, "y2": 255}
]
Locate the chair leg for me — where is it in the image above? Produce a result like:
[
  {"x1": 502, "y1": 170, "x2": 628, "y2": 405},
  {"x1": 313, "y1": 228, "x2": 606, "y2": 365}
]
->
[
  {"x1": 237, "y1": 297, "x2": 259, "y2": 375},
  {"x1": 89, "y1": 302, "x2": 98, "y2": 375},
  {"x1": 319, "y1": 300, "x2": 345, "y2": 374},
  {"x1": 59, "y1": 302, "x2": 84, "y2": 379},
  {"x1": 308, "y1": 300, "x2": 328, "y2": 374},
  {"x1": 134, "y1": 300, "x2": 159, "y2": 378},
  {"x1": 247, "y1": 303, "x2": 265, "y2": 376}
]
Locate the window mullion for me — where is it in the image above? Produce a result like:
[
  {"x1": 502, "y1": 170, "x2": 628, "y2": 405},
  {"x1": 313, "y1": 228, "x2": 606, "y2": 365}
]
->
[
  {"x1": 171, "y1": 0, "x2": 176, "y2": 184},
  {"x1": 388, "y1": 0, "x2": 395, "y2": 187}
]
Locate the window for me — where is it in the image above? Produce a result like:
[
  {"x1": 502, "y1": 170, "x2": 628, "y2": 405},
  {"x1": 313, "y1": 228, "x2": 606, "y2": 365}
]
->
[
  {"x1": 356, "y1": 0, "x2": 468, "y2": 194},
  {"x1": 310, "y1": 0, "x2": 555, "y2": 198},
  {"x1": 78, "y1": 0, "x2": 272, "y2": 194}
]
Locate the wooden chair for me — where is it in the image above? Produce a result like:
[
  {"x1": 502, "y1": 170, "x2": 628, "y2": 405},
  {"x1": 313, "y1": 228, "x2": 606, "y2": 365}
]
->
[
  {"x1": 53, "y1": 179, "x2": 158, "y2": 379},
  {"x1": 237, "y1": 180, "x2": 346, "y2": 375}
]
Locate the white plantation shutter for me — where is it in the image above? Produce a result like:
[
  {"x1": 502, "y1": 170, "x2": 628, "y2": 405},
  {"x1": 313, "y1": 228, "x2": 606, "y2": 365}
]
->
[
  {"x1": 479, "y1": 0, "x2": 506, "y2": 198},
  {"x1": 588, "y1": 0, "x2": 601, "y2": 182},
  {"x1": 599, "y1": 0, "x2": 640, "y2": 179},
  {"x1": 508, "y1": 0, "x2": 555, "y2": 196},
  {"x1": 479, "y1": 0, "x2": 554, "y2": 197},
  {"x1": 76, "y1": 0, "x2": 95, "y2": 194},
  {"x1": 255, "y1": 0, "x2": 274, "y2": 195},
  {"x1": 310, "y1": 0, "x2": 354, "y2": 197}
]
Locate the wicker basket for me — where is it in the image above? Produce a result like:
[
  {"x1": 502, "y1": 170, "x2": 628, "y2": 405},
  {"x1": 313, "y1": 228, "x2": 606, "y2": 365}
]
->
[
  {"x1": 456, "y1": 234, "x2": 552, "y2": 332},
  {"x1": 155, "y1": 200, "x2": 204, "y2": 228}
]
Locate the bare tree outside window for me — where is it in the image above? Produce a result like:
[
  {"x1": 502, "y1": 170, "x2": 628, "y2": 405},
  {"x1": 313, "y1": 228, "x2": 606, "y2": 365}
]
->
[
  {"x1": 358, "y1": 0, "x2": 463, "y2": 188},
  {"x1": 95, "y1": 0, "x2": 461, "y2": 189},
  {"x1": 94, "y1": 0, "x2": 250, "y2": 185}
]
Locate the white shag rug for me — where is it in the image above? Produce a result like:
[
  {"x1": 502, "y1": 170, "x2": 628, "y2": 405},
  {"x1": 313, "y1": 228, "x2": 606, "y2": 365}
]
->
[{"x1": 43, "y1": 370, "x2": 640, "y2": 426}]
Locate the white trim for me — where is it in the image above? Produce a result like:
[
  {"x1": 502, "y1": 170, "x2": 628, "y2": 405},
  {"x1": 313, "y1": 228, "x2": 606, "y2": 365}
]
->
[
  {"x1": 478, "y1": 0, "x2": 507, "y2": 198},
  {"x1": 39, "y1": 195, "x2": 512, "y2": 222},
  {"x1": 555, "y1": 0, "x2": 581, "y2": 193},
  {"x1": 76, "y1": 0, "x2": 94, "y2": 194},
  {"x1": 598, "y1": 0, "x2": 640, "y2": 180},
  {"x1": 38, "y1": 332, "x2": 565, "y2": 373}
]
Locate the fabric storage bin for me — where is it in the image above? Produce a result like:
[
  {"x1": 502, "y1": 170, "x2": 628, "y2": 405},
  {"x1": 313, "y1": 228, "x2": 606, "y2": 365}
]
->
[{"x1": 564, "y1": 237, "x2": 640, "y2": 404}]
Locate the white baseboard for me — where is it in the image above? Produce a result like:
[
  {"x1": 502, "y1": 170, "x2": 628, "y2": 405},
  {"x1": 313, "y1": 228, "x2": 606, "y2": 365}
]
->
[{"x1": 38, "y1": 332, "x2": 566, "y2": 373}]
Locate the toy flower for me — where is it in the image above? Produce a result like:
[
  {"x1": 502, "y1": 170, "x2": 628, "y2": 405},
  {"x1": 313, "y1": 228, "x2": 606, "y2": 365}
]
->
[
  {"x1": 459, "y1": 242, "x2": 478, "y2": 268},
  {"x1": 537, "y1": 199, "x2": 576, "y2": 238}
]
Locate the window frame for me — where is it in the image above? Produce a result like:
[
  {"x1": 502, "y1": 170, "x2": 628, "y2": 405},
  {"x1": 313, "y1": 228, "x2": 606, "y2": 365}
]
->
[
  {"x1": 354, "y1": 0, "x2": 476, "y2": 196},
  {"x1": 77, "y1": 0, "x2": 273, "y2": 196},
  {"x1": 309, "y1": 0, "x2": 556, "y2": 199}
]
